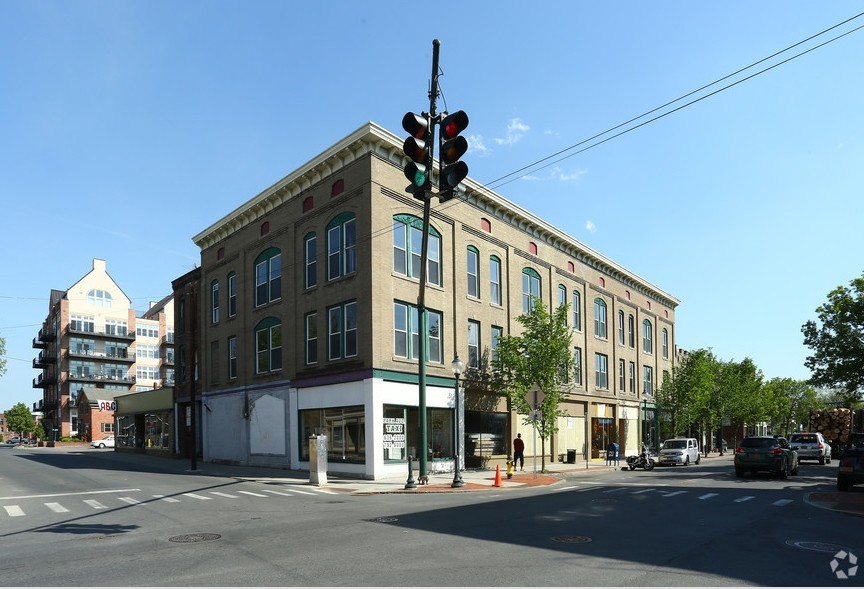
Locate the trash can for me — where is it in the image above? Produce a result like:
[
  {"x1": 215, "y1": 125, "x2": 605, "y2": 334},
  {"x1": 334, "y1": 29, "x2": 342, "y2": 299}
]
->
[{"x1": 566, "y1": 449, "x2": 577, "y2": 464}]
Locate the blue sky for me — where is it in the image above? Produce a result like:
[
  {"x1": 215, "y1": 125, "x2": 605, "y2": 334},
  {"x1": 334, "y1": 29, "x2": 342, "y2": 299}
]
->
[{"x1": 2, "y1": 2, "x2": 863, "y2": 412}]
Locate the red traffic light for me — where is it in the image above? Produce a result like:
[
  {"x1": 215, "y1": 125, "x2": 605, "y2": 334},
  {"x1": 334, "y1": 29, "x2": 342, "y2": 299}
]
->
[
  {"x1": 402, "y1": 112, "x2": 429, "y2": 139},
  {"x1": 440, "y1": 110, "x2": 469, "y2": 140}
]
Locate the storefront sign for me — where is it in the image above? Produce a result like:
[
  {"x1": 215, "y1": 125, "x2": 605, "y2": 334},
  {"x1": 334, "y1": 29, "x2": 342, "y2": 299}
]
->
[
  {"x1": 97, "y1": 400, "x2": 117, "y2": 412},
  {"x1": 382, "y1": 417, "x2": 406, "y2": 449}
]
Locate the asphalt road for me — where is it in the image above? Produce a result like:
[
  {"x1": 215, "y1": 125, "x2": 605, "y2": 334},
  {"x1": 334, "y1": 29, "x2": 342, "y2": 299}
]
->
[{"x1": 1, "y1": 446, "x2": 861, "y2": 586}]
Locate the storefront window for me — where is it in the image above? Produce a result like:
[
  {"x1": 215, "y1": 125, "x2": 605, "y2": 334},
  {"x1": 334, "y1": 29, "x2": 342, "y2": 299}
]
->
[
  {"x1": 117, "y1": 415, "x2": 136, "y2": 448},
  {"x1": 300, "y1": 405, "x2": 366, "y2": 464},
  {"x1": 464, "y1": 410, "x2": 506, "y2": 468}
]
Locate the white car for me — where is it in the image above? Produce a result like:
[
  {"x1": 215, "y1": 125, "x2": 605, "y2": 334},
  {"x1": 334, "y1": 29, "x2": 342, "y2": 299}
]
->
[
  {"x1": 90, "y1": 436, "x2": 115, "y2": 449},
  {"x1": 789, "y1": 432, "x2": 831, "y2": 464},
  {"x1": 658, "y1": 437, "x2": 701, "y2": 466}
]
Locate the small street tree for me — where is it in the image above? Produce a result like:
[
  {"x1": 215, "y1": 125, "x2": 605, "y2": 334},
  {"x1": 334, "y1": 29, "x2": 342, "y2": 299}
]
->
[
  {"x1": 5, "y1": 402, "x2": 35, "y2": 440},
  {"x1": 491, "y1": 297, "x2": 573, "y2": 472},
  {"x1": 656, "y1": 348, "x2": 715, "y2": 440},
  {"x1": 802, "y1": 272, "x2": 864, "y2": 402},
  {"x1": 762, "y1": 378, "x2": 821, "y2": 436},
  {"x1": 0, "y1": 335, "x2": 7, "y2": 378}
]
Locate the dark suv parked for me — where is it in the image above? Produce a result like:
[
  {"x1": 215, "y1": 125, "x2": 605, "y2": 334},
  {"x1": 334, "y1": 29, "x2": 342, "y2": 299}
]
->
[
  {"x1": 837, "y1": 433, "x2": 864, "y2": 491},
  {"x1": 734, "y1": 436, "x2": 799, "y2": 479}
]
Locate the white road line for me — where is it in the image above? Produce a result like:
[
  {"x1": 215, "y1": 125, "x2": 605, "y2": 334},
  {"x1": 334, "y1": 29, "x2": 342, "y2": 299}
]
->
[
  {"x1": 45, "y1": 502, "x2": 70, "y2": 513},
  {"x1": 734, "y1": 496, "x2": 755, "y2": 503},
  {"x1": 603, "y1": 487, "x2": 628, "y2": 494},
  {"x1": 662, "y1": 491, "x2": 688, "y2": 497},
  {"x1": 152, "y1": 495, "x2": 181, "y2": 503},
  {"x1": 285, "y1": 489, "x2": 316, "y2": 496},
  {"x1": 552, "y1": 485, "x2": 580, "y2": 492},
  {"x1": 0, "y1": 489, "x2": 140, "y2": 501},
  {"x1": 261, "y1": 489, "x2": 295, "y2": 497},
  {"x1": 631, "y1": 488, "x2": 656, "y2": 494},
  {"x1": 118, "y1": 497, "x2": 140, "y2": 505},
  {"x1": 183, "y1": 493, "x2": 212, "y2": 500},
  {"x1": 773, "y1": 499, "x2": 794, "y2": 506},
  {"x1": 211, "y1": 492, "x2": 239, "y2": 498},
  {"x1": 237, "y1": 491, "x2": 268, "y2": 498},
  {"x1": 4, "y1": 505, "x2": 25, "y2": 517},
  {"x1": 83, "y1": 499, "x2": 107, "y2": 510},
  {"x1": 313, "y1": 488, "x2": 339, "y2": 495},
  {"x1": 698, "y1": 493, "x2": 719, "y2": 500}
]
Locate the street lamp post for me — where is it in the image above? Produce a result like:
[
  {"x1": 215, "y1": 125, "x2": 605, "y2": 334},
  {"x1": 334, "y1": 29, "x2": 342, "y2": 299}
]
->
[
  {"x1": 451, "y1": 355, "x2": 464, "y2": 488},
  {"x1": 642, "y1": 393, "x2": 649, "y2": 450}
]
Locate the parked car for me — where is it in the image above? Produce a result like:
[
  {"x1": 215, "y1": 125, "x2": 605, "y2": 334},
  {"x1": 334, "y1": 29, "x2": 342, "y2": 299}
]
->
[
  {"x1": 837, "y1": 435, "x2": 864, "y2": 491},
  {"x1": 788, "y1": 432, "x2": 831, "y2": 464},
  {"x1": 5, "y1": 436, "x2": 35, "y2": 445},
  {"x1": 658, "y1": 437, "x2": 701, "y2": 466},
  {"x1": 90, "y1": 435, "x2": 115, "y2": 449},
  {"x1": 734, "y1": 435, "x2": 799, "y2": 479}
]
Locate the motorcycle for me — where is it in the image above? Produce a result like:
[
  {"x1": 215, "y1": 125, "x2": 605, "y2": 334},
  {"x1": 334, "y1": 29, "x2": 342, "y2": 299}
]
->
[{"x1": 626, "y1": 445, "x2": 655, "y2": 471}]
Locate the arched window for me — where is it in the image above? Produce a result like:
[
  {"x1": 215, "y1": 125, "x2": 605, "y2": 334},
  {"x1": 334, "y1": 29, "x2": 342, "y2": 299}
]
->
[
  {"x1": 326, "y1": 212, "x2": 356, "y2": 280},
  {"x1": 572, "y1": 290, "x2": 582, "y2": 330},
  {"x1": 392, "y1": 214, "x2": 442, "y2": 287},
  {"x1": 522, "y1": 268, "x2": 541, "y2": 312},
  {"x1": 489, "y1": 256, "x2": 502, "y2": 306},
  {"x1": 87, "y1": 289, "x2": 113, "y2": 307},
  {"x1": 643, "y1": 319, "x2": 653, "y2": 354},
  {"x1": 304, "y1": 232, "x2": 317, "y2": 289},
  {"x1": 662, "y1": 328, "x2": 669, "y2": 359},
  {"x1": 210, "y1": 279, "x2": 220, "y2": 324},
  {"x1": 254, "y1": 317, "x2": 282, "y2": 374},
  {"x1": 254, "y1": 247, "x2": 281, "y2": 307},
  {"x1": 227, "y1": 272, "x2": 237, "y2": 318},
  {"x1": 593, "y1": 298, "x2": 607, "y2": 338},
  {"x1": 617, "y1": 309, "x2": 625, "y2": 345},
  {"x1": 467, "y1": 246, "x2": 480, "y2": 298}
]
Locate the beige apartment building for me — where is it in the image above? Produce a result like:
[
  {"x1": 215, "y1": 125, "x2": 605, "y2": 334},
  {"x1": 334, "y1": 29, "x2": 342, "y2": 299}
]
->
[
  {"x1": 191, "y1": 122, "x2": 679, "y2": 480},
  {"x1": 32, "y1": 259, "x2": 175, "y2": 443}
]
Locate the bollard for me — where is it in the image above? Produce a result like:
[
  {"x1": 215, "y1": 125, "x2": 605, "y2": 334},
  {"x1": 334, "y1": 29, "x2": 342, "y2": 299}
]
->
[{"x1": 404, "y1": 455, "x2": 417, "y2": 489}]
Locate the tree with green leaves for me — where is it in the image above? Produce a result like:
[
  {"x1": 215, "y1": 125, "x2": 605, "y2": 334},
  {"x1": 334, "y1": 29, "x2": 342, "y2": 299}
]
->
[
  {"x1": 0, "y1": 336, "x2": 7, "y2": 378},
  {"x1": 491, "y1": 297, "x2": 573, "y2": 472},
  {"x1": 720, "y1": 358, "x2": 764, "y2": 442},
  {"x1": 762, "y1": 378, "x2": 821, "y2": 436},
  {"x1": 656, "y1": 348, "x2": 716, "y2": 440},
  {"x1": 802, "y1": 273, "x2": 864, "y2": 402},
  {"x1": 5, "y1": 402, "x2": 35, "y2": 440}
]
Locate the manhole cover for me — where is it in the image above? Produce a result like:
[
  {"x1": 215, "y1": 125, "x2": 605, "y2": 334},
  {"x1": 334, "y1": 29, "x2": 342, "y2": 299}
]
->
[
  {"x1": 169, "y1": 533, "x2": 221, "y2": 544},
  {"x1": 552, "y1": 535, "x2": 592, "y2": 544},
  {"x1": 370, "y1": 517, "x2": 399, "y2": 523},
  {"x1": 786, "y1": 540, "x2": 849, "y2": 553}
]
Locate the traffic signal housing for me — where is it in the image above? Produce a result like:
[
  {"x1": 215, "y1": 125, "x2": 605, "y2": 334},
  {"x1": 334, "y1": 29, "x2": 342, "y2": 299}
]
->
[
  {"x1": 402, "y1": 112, "x2": 431, "y2": 199},
  {"x1": 439, "y1": 110, "x2": 469, "y2": 199}
]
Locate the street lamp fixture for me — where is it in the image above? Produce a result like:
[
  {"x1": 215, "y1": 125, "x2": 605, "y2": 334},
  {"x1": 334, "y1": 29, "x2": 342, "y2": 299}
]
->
[{"x1": 451, "y1": 355, "x2": 464, "y2": 488}]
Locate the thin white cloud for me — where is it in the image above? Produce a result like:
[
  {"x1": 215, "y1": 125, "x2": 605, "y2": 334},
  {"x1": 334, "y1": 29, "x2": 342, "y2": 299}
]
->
[
  {"x1": 585, "y1": 220, "x2": 596, "y2": 233},
  {"x1": 494, "y1": 118, "x2": 530, "y2": 146},
  {"x1": 467, "y1": 134, "x2": 489, "y2": 156}
]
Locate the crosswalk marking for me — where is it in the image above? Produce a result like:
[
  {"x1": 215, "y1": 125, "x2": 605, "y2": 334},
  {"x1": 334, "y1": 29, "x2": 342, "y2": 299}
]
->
[
  {"x1": 118, "y1": 497, "x2": 141, "y2": 505},
  {"x1": 261, "y1": 489, "x2": 295, "y2": 497},
  {"x1": 602, "y1": 487, "x2": 627, "y2": 494},
  {"x1": 4, "y1": 505, "x2": 25, "y2": 517},
  {"x1": 45, "y1": 502, "x2": 70, "y2": 513},
  {"x1": 663, "y1": 491, "x2": 688, "y2": 497},
  {"x1": 552, "y1": 485, "x2": 580, "y2": 492},
  {"x1": 631, "y1": 488, "x2": 655, "y2": 494},
  {"x1": 83, "y1": 499, "x2": 107, "y2": 509},
  {"x1": 237, "y1": 491, "x2": 268, "y2": 498},
  {"x1": 734, "y1": 496, "x2": 755, "y2": 503},
  {"x1": 313, "y1": 488, "x2": 339, "y2": 495},
  {"x1": 153, "y1": 495, "x2": 181, "y2": 503},
  {"x1": 183, "y1": 493, "x2": 212, "y2": 500},
  {"x1": 211, "y1": 492, "x2": 239, "y2": 498},
  {"x1": 698, "y1": 493, "x2": 719, "y2": 500},
  {"x1": 286, "y1": 489, "x2": 316, "y2": 496},
  {"x1": 773, "y1": 499, "x2": 794, "y2": 506}
]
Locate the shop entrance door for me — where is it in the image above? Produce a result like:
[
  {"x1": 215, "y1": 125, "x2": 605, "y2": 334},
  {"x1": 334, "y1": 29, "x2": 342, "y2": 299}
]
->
[{"x1": 591, "y1": 417, "x2": 614, "y2": 460}]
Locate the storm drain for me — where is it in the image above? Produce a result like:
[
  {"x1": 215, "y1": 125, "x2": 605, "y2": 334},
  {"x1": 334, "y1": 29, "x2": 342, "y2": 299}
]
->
[
  {"x1": 169, "y1": 533, "x2": 221, "y2": 544},
  {"x1": 551, "y1": 535, "x2": 592, "y2": 544},
  {"x1": 369, "y1": 517, "x2": 399, "y2": 524}
]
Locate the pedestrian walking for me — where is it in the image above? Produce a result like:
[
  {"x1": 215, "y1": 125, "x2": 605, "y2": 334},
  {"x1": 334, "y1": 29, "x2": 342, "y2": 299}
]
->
[{"x1": 513, "y1": 433, "x2": 525, "y2": 471}]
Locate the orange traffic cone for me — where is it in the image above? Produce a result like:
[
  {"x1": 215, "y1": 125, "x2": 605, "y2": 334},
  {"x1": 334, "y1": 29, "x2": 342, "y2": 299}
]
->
[{"x1": 493, "y1": 464, "x2": 502, "y2": 487}]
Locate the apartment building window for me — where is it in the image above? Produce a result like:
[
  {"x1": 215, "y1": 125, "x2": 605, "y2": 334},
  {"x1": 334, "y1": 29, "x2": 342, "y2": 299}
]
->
[
  {"x1": 643, "y1": 365, "x2": 654, "y2": 395},
  {"x1": 305, "y1": 312, "x2": 318, "y2": 365},
  {"x1": 595, "y1": 353, "x2": 608, "y2": 389},
  {"x1": 642, "y1": 319, "x2": 653, "y2": 354},
  {"x1": 70, "y1": 314, "x2": 95, "y2": 333},
  {"x1": 572, "y1": 291, "x2": 582, "y2": 330},
  {"x1": 491, "y1": 325, "x2": 503, "y2": 364},
  {"x1": 618, "y1": 310, "x2": 625, "y2": 345},
  {"x1": 254, "y1": 248, "x2": 282, "y2": 307},
  {"x1": 489, "y1": 256, "x2": 502, "y2": 306},
  {"x1": 393, "y1": 215, "x2": 441, "y2": 287},
  {"x1": 326, "y1": 212, "x2": 356, "y2": 281},
  {"x1": 629, "y1": 361, "x2": 636, "y2": 392},
  {"x1": 105, "y1": 319, "x2": 128, "y2": 336},
  {"x1": 558, "y1": 285, "x2": 567, "y2": 323},
  {"x1": 593, "y1": 298, "x2": 607, "y2": 339},
  {"x1": 628, "y1": 314, "x2": 635, "y2": 348},
  {"x1": 662, "y1": 328, "x2": 669, "y2": 359},
  {"x1": 328, "y1": 301, "x2": 357, "y2": 360},
  {"x1": 467, "y1": 320, "x2": 480, "y2": 369},
  {"x1": 70, "y1": 337, "x2": 95, "y2": 355},
  {"x1": 393, "y1": 301, "x2": 442, "y2": 363},
  {"x1": 211, "y1": 280, "x2": 220, "y2": 324},
  {"x1": 228, "y1": 336, "x2": 237, "y2": 379},
  {"x1": 255, "y1": 318, "x2": 282, "y2": 374},
  {"x1": 467, "y1": 246, "x2": 479, "y2": 298},
  {"x1": 574, "y1": 347, "x2": 582, "y2": 385},
  {"x1": 522, "y1": 268, "x2": 541, "y2": 312},
  {"x1": 88, "y1": 289, "x2": 113, "y2": 307},
  {"x1": 304, "y1": 233, "x2": 317, "y2": 289},
  {"x1": 227, "y1": 272, "x2": 237, "y2": 318},
  {"x1": 136, "y1": 345, "x2": 159, "y2": 359},
  {"x1": 619, "y1": 359, "x2": 626, "y2": 390}
]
